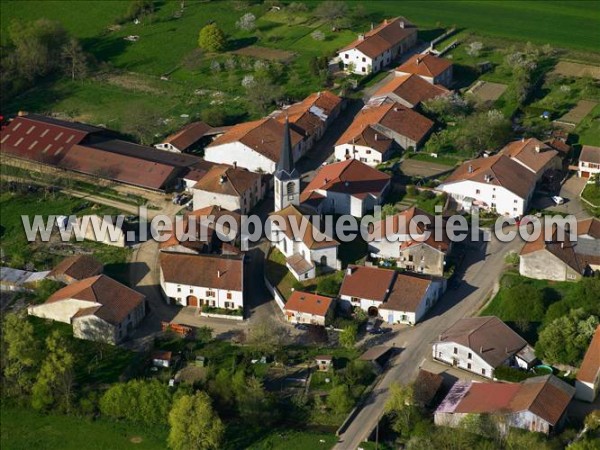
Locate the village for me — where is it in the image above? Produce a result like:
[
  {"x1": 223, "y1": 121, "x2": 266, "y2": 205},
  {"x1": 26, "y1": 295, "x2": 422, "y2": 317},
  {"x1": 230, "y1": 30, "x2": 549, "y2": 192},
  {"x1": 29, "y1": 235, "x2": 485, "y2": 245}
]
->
[{"x1": 1, "y1": 2, "x2": 599, "y2": 450}]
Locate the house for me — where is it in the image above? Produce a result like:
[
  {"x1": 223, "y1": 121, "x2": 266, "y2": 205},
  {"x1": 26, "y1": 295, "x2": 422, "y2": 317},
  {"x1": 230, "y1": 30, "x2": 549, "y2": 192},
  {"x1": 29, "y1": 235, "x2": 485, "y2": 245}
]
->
[
  {"x1": 519, "y1": 218, "x2": 600, "y2": 281},
  {"x1": 339, "y1": 265, "x2": 445, "y2": 324},
  {"x1": 371, "y1": 74, "x2": 450, "y2": 109},
  {"x1": 368, "y1": 206, "x2": 452, "y2": 276},
  {"x1": 395, "y1": 53, "x2": 454, "y2": 87},
  {"x1": 575, "y1": 325, "x2": 600, "y2": 402},
  {"x1": 28, "y1": 275, "x2": 146, "y2": 344},
  {"x1": 299, "y1": 159, "x2": 391, "y2": 217},
  {"x1": 159, "y1": 206, "x2": 242, "y2": 256},
  {"x1": 155, "y1": 121, "x2": 223, "y2": 153},
  {"x1": 413, "y1": 369, "x2": 444, "y2": 408},
  {"x1": 334, "y1": 102, "x2": 434, "y2": 164},
  {"x1": 152, "y1": 350, "x2": 173, "y2": 368},
  {"x1": 181, "y1": 160, "x2": 218, "y2": 192},
  {"x1": 204, "y1": 118, "x2": 304, "y2": 173},
  {"x1": 269, "y1": 204, "x2": 340, "y2": 280},
  {"x1": 498, "y1": 138, "x2": 561, "y2": 182},
  {"x1": 159, "y1": 252, "x2": 244, "y2": 311},
  {"x1": 0, "y1": 113, "x2": 202, "y2": 191},
  {"x1": 437, "y1": 154, "x2": 537, "y2": 217},
  {"x1": 578, "y1": 145, "x2": 600, "y2": 180},
  {"x1": 434, "y1": 375, "x2": 575, "y2": 435},
  {"x1": 191, "y1": 163, "x2": 264, "y2": 214},
  {"x1": 0, "y1": 267, "x2": 49, "y2": 292},
  {"x1": 47, "y1": 255, "x2": 103, "y2": 284},
  {"x1": 338, "y1": 17, "x2": 417, "y2": 75},
  {"x1": 271, "y1": 91, "x2": 343, "y2": 151},
  {"x1": 432, "y1": 316, "x2": 537, "y2": 379},
  {"x1": 284, "y1": 290, "x2": 335, "y2": 326},
  {"x1": 315, "y1": 355, "x2": 333, "y2": 372}
]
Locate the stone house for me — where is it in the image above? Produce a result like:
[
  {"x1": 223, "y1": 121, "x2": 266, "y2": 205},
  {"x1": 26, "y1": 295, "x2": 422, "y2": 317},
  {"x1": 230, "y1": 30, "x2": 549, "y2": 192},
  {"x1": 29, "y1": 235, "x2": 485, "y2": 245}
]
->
[{"x1": 284, "y1": 290, "x2": 335, "y2": 326}]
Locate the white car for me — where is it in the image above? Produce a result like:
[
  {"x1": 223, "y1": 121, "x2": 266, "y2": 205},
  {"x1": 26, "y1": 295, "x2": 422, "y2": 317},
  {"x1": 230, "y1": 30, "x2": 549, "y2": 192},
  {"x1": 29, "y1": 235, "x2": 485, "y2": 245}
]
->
[{"x1": 551, "y1": 196, "x2": 565, "y2": 205}]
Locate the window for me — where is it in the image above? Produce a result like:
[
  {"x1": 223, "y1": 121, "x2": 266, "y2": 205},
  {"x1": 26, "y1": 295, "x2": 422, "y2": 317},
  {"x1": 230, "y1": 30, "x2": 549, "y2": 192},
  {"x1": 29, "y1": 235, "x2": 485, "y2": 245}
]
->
[
  {"x1": 366, "y1": 150, "x2": 371, "y2": 154},
  {"x1": 514, "y1": 199, "x2": 518, "y2": 203},
  {"x1": 468, "y1": 352, "x2": 472, "y2": 359},
  {"x1": 362, "y1": 57, "x2": 366, "y2": 62},
  {"x1": 438, "y1": 352, "x2": 442, "y2": 358},
  {"x1": 177, "y1": 286, "x2": 181, "y2": 293},
  {"x1": 206, "y1": 290, "x2": 215, "y2": 298},
  {"x1": 360, "y1": 157, "x2": 367, "y2": 162},
  {"x1": 453, "y1": 347, "x2": 458, "y2": 354},
  {"x1": 476, "y1": 189, "x2": 481, "y2": 194},
  {"x1": 492, "y1": 195, "x2": 496, "y2": 199},
  {"x1": 226, "y1": 292, "x2": 232, "y2": 300},
  {"x1": 467, "y1": 363, "x2": 472, "y2": 370},
  {"x1": 189, "y1": 287, "x2": 193, "y2": 293},
  {"x1": 351, "y1": 297, "x2": 360, "y2": 303},
  {"x1": 345, "y1": 54, "x2": 349, "y2": 59},
  {"x1": 362, "y1": 67, "x2": 366, "y2": 73},
  {"x1": 481, "y1": 368, "x2": 486, "y2": 376}
]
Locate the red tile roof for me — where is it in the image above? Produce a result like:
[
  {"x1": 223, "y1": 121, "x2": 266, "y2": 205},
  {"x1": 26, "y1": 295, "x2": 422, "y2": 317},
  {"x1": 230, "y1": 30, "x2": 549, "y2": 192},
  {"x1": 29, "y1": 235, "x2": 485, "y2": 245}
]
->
[
  {"x1": 336, "y1": 102, "x2": 433, "y2": 147},
  {"x1": 499, "y1": 138, "x2": 559, "y2": 174},
  {"x1": 577, "y1": 325, "x2": 600, "y2": 384},
  {"x1": 207, "y1": 118, "x2": 303, "y2": 163},
  {"x1": 192, "y1": 164, "x2": 261, "y2": 196},
  {"x1": 339, "y1": 265, "x2": 395, "y2": 302},
  {"x1": 285, "y1": 290, "x2": 334, "y2": 317},
  {"x1": 396, "y1": 53, "x2": 452, "y2": 78},
  {"x1": 384, "y1": 273, "x2": 433, "y2": 312},
  {"x1": 373, "y1": 74, "x2": 450, "y2": 107},
  {"x1": 160, "y1": 253, "x2": 243, "y2": 291},
  {"x1": 48, "y1": 255, "x2": 103, "y2": 282},
  {"x1": 578, "y1": 217, "x2": 600, "y2": 239},
  {"x1": 339, "y1": 17, "x2": 417, "y2": 59},
  {"x1": 47, "y1": 275, "x2": 145, "y2": 325},
  {"x1": 300, "y1": 158, "x2": 390, "y2": 202},
  {"x1": 163, "y1": 121, "x2": 213, "y2": 151},
  {"x1": 270, "y1": 204, "x2": 339, "y2": 249},
  {"x1": 580, "y1": 145, "x2": 600, "y2": 164}
]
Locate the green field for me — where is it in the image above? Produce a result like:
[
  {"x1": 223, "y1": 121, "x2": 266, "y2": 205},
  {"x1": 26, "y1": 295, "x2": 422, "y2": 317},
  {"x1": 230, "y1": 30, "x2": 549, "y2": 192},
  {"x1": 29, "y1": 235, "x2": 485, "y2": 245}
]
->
[{"x1": 1, "y1": 405, "x2": 167, "y2": 450}]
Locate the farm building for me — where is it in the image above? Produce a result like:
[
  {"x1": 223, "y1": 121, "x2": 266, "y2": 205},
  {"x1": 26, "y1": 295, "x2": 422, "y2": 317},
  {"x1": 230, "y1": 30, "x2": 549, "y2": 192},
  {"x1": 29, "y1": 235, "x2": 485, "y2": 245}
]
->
[
  {"x1": 47, "y1": 255, "x2": 103, "y2": 284},
  {"x1": 337, "y1": 17, "x2": 417, "y2": 75},
  {"x1": 371, "y1": 74, "x2": 450, "y2": 108},
  {"x1": 395, "y1": 53, "x2": 453, "y2": 87},
  {"x1": 154, "y1": 121, "x2": 228, "y2": 153}
]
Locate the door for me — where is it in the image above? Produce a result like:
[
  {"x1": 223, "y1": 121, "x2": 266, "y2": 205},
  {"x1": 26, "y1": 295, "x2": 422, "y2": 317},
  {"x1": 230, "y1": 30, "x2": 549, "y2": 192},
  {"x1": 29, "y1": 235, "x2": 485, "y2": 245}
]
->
[{"x1": 187, "y1": 295, "x2": 198, "y2": 307}]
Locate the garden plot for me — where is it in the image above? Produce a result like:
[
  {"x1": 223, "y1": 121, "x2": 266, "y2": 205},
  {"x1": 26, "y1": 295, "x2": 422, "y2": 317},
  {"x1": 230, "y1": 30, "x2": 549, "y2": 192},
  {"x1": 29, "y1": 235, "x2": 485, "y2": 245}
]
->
[
  {"x1": 555, "y1": 99, "x2": 598, "y2": 127},
  {"x1": 468, "y1": 80, "x2": 508, "y2": 102},
  {"x1": 232, "y1": 46, "x2": 296, "y2": 62},
  {"x1": 553, "y1": 61, "x2": 600, "y2": 80}
]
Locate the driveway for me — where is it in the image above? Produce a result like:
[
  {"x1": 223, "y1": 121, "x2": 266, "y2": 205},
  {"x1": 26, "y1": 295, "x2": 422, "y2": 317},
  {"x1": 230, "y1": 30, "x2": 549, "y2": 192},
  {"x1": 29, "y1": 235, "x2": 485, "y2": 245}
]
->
[
  {"x1": 334, "y1": 232, "x2": 526, "y2": 450},
  {"x1": 537, "y1": 175, "x2": 591, "y2": 219}
]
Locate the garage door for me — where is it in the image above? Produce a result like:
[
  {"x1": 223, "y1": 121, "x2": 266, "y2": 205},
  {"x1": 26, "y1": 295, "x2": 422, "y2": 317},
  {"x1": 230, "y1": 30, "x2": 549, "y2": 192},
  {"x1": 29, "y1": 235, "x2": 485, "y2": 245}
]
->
[{"x1": 581, "y1": 171, "x2": 590, "y2": 178}]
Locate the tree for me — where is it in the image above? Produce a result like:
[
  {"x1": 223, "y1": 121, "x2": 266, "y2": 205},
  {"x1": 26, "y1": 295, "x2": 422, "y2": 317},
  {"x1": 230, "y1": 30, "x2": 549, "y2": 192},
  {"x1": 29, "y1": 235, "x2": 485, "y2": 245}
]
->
[
  {"x1": 456, "y1": 110, "x2": 512, "y2": 154},
  {"x1": 314, "y1": 1, "x2": 348, "y2": 23},
  {"x1": 168, "y1": 392, "x2": 224, "y2": 450},
  {"x1": 236, "y1": 376, "x2": 276, "y2": 425},
  {"x1": 536, "y1": 308, "x2": 599, "y2": 366},
  {"x1": 61, "y1": 38, "x2": 88, "y2": 81},
  {"x1": 327, "y1": 384, "x2": 354, "y2": 414},
  {"x1": 31, "y1": 330, "x2": 75, "y2": 412},
  {"x1": 124, "y1": 0, "x2": 154, "y2": 21},
  {"x1": 200, "y1": 107, "x2": 226, "y2": 127},
  {"x1": 245, "y1": 73, "x2": 283, "y2": 115},
  {"x1": 198, "y1": 24, "x2": 226, "y2": 53},
  {"x1": 316, "y1": 275, "x2": 341, "y2": 296},
  {"x1": 381, "y1": 204, "x2": 398, "y2": 219},
  {"x1": 422, "y1": 93, "x2": 472, "y2": 123},
  {"x1": 100, "y1": 379, "x2": 171, "y2": 425},
  {"x1": 122, "y1": 106, "x2": 162, "y2": 145},
  {"x1": 1, "y1": 312, "x2": 40, "y2": 398},
  {"x1": 246, "y1": 317, "x2": 289, "y2": 353},
  {"x1": 385, "y1": 382, "x2": 421, "y2": 437},
  {"x1": 236, "y1": 13, "x2": 256, "y2": 31},
  {"x1": 339, "y1": 324, "x2": 357, "y2": 349},
  {"x1": 500, "y1": 283, "x2": 545, "y2": 323},
  {"x1": 311, "y1": 30, "x2": 325, "y2": 41}
]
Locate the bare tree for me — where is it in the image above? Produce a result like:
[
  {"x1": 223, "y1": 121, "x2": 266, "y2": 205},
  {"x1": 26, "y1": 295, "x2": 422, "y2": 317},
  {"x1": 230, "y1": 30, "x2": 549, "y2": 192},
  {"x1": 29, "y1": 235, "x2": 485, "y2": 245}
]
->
[{"x1": 61, "y1": 38, "x2": 88, "y2": 81}]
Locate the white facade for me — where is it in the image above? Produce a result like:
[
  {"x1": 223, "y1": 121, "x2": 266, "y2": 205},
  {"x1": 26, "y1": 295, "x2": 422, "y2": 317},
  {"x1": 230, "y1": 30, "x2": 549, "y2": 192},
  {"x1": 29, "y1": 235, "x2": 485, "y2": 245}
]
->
[
  {"x1": 575, "y1": 379, "x2": 599, "y2": 403},
  {"x1": 339, "y1": 47, "x2": 393, "y2": 75},
  {"x1": 285, "y1": 309, "x2": 330, "y2": 326},
  {"x1": 274, "y1": 176, "x2": 301, "y2": 212},
  {"x1": 192, "y1": 177, "x2": 263, "y2": 215},
  {"x1": 205, "y1": 141, "x2": 303, "y2": 174},
  {"x1": 311, "y1": 187, "x2": 389, "y2": 218},
  {"x1": 334, "y1": 144, "x2": 391, "y2": 167},
  {"x1": 579, "y1": 159, "x2": 600, "y2": 180},
  {"x1": 438, "y1": 180, "x2": 531, "y2": 217},
  {"x1": 29, "y1": 299, "x2": 94, "y2": 324},
  {"x1": 433, "y1": 342, "x2": 496, "y2": 379},
  {"x1": 159, "y1": 269, "x2": 243, "y2": 310},
  {"x1": 380, "y1": 280, "x2": 444, "y2": 325}
]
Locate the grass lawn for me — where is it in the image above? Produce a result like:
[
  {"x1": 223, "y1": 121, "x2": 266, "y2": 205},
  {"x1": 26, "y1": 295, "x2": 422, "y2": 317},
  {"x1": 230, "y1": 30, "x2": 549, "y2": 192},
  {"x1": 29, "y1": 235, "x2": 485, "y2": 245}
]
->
[
  {"x1": 576, "y1": 104, "x2": 600, "y2": 146},
  {"x1": 408, "y1": 153, "x2": 460, "y2": 167},
  {"x1": 581, "y1": 183, "x2": 600, "y2": 207},
  {"x1": 245, "y1": 430, "x2": 337, "y2": 450},
  {"x1": 1, "y1": 405, "x2": 167, "y2": 450}
]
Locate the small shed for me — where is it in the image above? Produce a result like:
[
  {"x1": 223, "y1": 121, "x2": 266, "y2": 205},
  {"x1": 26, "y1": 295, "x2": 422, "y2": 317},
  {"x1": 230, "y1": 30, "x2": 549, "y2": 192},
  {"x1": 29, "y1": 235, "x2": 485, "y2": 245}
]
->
[
  {"x1": 152, "y1": 351, "x2": 173, "y2": 368},
  {"x1": 359, "y1": 345, "x2": 394, "y2": 371},
  {"x1": 315, "y1": 355, "x2": 333, "y2": 372}
]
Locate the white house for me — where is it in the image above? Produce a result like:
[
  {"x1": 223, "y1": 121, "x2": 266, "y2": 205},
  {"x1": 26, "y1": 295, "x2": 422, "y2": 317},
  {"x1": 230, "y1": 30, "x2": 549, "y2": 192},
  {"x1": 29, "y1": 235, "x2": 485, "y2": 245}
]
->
[
  {"x1": 578, "y1": 145, "x2": 600, "y2": 180},
  {"x1": 191, "y1": 163, "x2": 264, "y2": 214},
  {"x1": 159, "y1": 252, "x2": 244, "y2": 312},
  {"x1": 204, "y1": 118, "x2": 304, "y2": 173},
  {"x1": 299, "y1": 158, "x2": 391, "y2": 217},
  {"x1": 437, "y1": 154, "x2": 537, "y2": 217},
  {"x1": 395, "y1": 53, "x2": 453, "y2": 87},
  {"x1": 575, "y1": 325, "x2": 600, "y2": 402},
  {"x1": 368, "y1": 206, "x2": 452, "y2": 276},
  {"x1": 337, "y1": 17, "x2": 417, "y2": 75},
  {"x1": 284, "y1": 290, "x2": 335, "y2": 326},
  {"x1": 28, "y1": 275, "x2": 146, "y2": 344},
  {"x1": 339, "y1": 265, "x2": 444, "y2": 324},
  {"x1": 269, "y1": 204, "x2": 340, "y2": 280},
  {"x1": 432, "y1": 316, "x2": 537, "y2": 379},
  {"x1": 334, "y1": 102, "x2": 434, "y2": 163},
  {"x1": 435, "y1": 375, "x2": 575, "y2": 435}
]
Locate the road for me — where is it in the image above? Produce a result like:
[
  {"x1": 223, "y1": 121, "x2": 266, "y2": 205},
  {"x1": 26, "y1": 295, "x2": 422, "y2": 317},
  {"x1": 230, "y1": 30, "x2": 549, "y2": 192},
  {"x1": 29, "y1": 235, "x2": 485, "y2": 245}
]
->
[{"x1": 334, "y1": 231, "x2": 526, "y2": 450}]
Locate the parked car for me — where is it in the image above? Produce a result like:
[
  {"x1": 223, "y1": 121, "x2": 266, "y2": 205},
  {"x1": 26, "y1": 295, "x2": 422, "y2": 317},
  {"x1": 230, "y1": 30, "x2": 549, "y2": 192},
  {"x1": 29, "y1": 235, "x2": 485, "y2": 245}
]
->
[
  {"x1": 294, "y1": 324, "x2": 308, "y2": 331},
  {"x1": 551, "y1": 196, "x2": 565, "y2": 205}
]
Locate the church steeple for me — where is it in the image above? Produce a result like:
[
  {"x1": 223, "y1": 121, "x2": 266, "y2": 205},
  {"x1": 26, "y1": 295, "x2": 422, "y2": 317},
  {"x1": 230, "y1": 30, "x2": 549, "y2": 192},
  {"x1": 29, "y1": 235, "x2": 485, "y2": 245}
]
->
[{"x1": 274, "y1": 117, "x2": 300, "y2": 211}]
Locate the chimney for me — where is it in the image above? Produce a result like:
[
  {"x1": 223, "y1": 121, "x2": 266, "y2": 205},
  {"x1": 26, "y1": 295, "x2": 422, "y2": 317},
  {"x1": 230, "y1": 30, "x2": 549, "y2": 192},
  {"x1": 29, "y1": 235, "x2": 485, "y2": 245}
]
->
[
  {"x1": 480, "y1": 346, "x2": 483, "y2": 353},
  {"x1": 371, "y1": 22, "x2": 374, "y2": 30},
  {"x1": 375, "y1": 133, "x2": 379, "y2": 141},
  {"x1": 317, "y1": 91, "x2": 321, "y2": 98},
  {"x1": 535, "y1": 145, "x2": 541, "y2": 153},
  {"x1": 217, "y1": 270, "x2": 221, "y2": 278},
  {"x1": 399, "y1": 20, "x2": 405, "y2": 29},
  {"x1": 384, "y1": 18, "x2": 388, "y2": 25},
  {"x1": 561, "y1": 241, "x2": 565, "y2": 249},
  {"x1": 233, "y1": 161, "x2": 237, "y2": 169},
  {"x1": 18, "y1": 111, "x2": 28, "y2": 117},
  {"x1": 219, "y1": 175, "x2": 227, "y2": 184},
  {"x1": 358, "y1": 33, "x2": 365, "y2": 41},
  {"x1": 346, "y1": 266, "x2": 353, "y2": 276},
  {"x1": 468, "y1": 164, "x2": 473, "y2": 173},
  {"x1": 416, "y1": 57, "x2": 421, "y2": 65}
]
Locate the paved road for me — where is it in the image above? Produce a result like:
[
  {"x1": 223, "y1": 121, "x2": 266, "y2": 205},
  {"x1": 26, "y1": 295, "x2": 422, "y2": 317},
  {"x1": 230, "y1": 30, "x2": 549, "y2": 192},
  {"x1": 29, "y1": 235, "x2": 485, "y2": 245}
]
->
[{"x1": 334, "y1": 231, "x2": 525, "y2": 450}]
